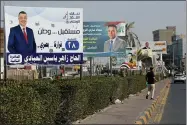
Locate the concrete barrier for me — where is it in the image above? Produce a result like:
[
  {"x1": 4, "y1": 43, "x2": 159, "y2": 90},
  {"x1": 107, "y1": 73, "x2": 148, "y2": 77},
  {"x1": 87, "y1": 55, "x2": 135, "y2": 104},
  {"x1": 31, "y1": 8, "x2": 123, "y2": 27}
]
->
[{"x1": 135, "y1": 79, "x2": 171, "y2": 124}]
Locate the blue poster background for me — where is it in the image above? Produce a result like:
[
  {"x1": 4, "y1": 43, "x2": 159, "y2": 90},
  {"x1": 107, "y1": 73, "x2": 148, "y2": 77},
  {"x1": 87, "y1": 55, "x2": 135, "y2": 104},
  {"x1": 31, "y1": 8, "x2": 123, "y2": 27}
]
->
[
  {"x1": 83, "y1": 22, "x2": 108, "y2": 53},
  {"x1": 83, "y1": 22, "x2": 126, "y2": 57}
]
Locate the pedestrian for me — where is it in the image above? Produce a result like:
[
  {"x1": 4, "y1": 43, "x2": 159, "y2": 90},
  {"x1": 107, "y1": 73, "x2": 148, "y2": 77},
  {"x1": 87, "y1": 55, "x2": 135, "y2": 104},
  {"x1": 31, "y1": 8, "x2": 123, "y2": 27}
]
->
[
  {"x1": 60, "y1": 66, "x2": 65, "y2": 77},
  {"x1": 145, "y1": 67, "x2": 157, "y2": 100}
]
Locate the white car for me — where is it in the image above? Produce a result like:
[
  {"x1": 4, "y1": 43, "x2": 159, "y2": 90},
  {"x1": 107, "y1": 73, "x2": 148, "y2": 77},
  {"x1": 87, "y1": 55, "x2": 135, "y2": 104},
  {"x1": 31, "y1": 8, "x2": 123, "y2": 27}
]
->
[
  {"x1": 173, "y1": 74, "x2": 186, "y2": 83},
  {"x1": 42, "y1": 76, "x2": 53, "y2": 80}
]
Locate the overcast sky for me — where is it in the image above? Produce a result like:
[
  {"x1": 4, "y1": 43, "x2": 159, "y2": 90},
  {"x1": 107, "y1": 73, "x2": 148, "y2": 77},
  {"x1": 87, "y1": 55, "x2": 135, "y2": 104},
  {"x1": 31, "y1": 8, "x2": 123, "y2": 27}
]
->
[{"x1": 1, "y1": 1, "x2": 186, "y2": 56}]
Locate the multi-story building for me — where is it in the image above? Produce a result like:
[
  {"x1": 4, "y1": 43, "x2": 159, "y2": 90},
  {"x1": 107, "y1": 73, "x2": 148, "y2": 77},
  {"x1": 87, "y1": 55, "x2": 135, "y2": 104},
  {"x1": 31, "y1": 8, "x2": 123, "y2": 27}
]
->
[
  {"x1": 182, "y1": 54, "x2": 186, "y2": 72},
  {"x1": 165, "y1": 35, "x2": 184, "y2": 67},
  {"x1": 152, "y1": 26, "x2": 176, "y2": 45},
  {"x1": 152, "y1": 26, "x2": 185, "y2": 68},
  {"x1": 171, "y1": 35, "x2": 183, "y2": 67},
  {"x1": 164, "y1": 44, "x2": 173, "y2": 66}
]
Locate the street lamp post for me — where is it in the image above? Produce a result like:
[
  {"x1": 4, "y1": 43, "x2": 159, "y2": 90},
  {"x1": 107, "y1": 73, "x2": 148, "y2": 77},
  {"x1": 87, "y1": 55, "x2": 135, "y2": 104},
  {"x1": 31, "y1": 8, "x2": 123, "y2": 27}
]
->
[{"x1": 172, "y1": 44, "x2": 175, "y2": 66}]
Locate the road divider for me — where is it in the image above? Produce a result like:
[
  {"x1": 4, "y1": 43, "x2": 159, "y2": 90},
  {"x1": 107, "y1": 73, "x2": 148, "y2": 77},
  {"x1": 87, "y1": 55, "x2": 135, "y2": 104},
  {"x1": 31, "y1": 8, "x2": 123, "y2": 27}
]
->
[
  {"x1": 153, "y1": 81, "x2": 170, "y2": 123},
  {"x1": 135, "y1": 79, "x2": 171, "y2": 124}
]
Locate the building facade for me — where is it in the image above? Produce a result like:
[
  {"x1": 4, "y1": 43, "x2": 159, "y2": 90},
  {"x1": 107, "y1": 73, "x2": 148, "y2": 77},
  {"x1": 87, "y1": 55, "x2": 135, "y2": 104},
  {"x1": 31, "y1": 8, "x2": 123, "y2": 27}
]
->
[
  {"x1": 152, "y1": 26, "x2": 176, "y2": 45},
  {"x1": 152, "y1": 26, "x2": 184, "y2": 68},
  {"x1": 182, "y1": 53, "x2": 186, "y2": 72},
  {"x1": 171, "y1": 35, "x2": 183, "y2": 67}
]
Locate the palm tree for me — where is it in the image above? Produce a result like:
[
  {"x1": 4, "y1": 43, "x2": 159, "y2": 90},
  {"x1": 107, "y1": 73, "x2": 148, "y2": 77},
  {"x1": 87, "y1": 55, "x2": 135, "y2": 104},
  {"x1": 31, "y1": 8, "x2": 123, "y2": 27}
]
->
[
  {"x1": 122, "y1": 22, "x2": 144, "y2": 63},
  {"x1": 124, "y1": 22, "x2": 141, "y2": 48},
  {"x1": 124, "y1": 22, "x2": 150, "y2": 61},
  {"x1": 123, "y1": 22, "x2": 149, "y2": 73}
]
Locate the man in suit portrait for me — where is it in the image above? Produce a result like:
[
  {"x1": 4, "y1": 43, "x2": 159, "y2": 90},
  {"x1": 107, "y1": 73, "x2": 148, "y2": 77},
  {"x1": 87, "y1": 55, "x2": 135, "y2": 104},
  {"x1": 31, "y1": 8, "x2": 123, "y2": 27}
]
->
[
  {"x1": 142, "y1": 42, "x2": 151, "y2": 49},
  {"x1": 8, "y1": 11, "x2": 36, "y2": 54},
  {"x1": 104, "y1": 24, "x2": 126, "y2": 52}
]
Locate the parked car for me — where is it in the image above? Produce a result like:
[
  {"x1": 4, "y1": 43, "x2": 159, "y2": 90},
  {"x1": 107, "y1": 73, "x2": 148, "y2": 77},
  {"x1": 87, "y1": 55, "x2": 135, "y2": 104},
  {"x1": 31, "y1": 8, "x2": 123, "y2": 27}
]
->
[
  {"x1": 173, "y1": 73, "x2": 186, "y2": 83},
  {"x1": 101, "y1": 67, "x2": 119, "y2": 75}
]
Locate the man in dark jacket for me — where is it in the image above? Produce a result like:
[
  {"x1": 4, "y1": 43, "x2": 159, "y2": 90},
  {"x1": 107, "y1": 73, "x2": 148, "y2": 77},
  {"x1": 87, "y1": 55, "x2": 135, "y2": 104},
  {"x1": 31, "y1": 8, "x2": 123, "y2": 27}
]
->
[{"x1": 145, "y1": 67, "x2": 157, "y2": 100}]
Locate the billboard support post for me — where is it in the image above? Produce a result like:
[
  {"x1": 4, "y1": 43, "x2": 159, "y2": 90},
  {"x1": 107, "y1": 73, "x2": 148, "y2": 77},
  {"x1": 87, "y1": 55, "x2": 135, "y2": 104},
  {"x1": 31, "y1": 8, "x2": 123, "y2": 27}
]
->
[
  {"x1": 160, "y1": 53, "x2": 163, "y2": 79},
  {"x1": 110, "y1": 56, "x2": 112, "y2": 76},
  {"x1": 89, "y1": 57, "x2": 92, "y2": 78},
  {"x1": 3, "y1": 5, "x2": 7, "y2": 81},
  {"x1": 80, "y1": 64, "x2": 82, "y2": 80},
  {"x1": 93, "y1": 57, "x2": 94, "y2": 75}
]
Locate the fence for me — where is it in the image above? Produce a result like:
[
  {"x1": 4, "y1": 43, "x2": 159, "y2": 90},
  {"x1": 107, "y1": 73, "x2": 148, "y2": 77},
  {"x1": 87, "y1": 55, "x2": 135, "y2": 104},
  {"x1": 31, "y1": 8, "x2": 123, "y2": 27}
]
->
[{"x1": 7, "y1": 69, "x2": 39, "y2": 81}]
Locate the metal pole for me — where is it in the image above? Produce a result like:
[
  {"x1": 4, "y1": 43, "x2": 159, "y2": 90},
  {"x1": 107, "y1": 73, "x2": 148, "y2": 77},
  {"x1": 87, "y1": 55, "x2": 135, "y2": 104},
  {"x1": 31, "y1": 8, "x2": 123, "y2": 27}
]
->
[
  {"x1": 136, "y1": 46, "x2": 138, "y2": 70},
  {"x1": 160, "y1": 53, "x2": 163, "y2": 79},
  {"x1": 3, "y1": 5, "x2": 7, "y2": 80},
  {"x1": 0, "y1": 30, "x2": 2, "y2": 80},
  {"x1": 89, "y1": 57, "x2": 92, "y2": 78},
  {"x1": 63, "y1": 65, "x2": 65, "y2": 77},
  {"x1": 110, "y1": 56, "x2": 112, "y2": 76},
  {"x1": 93, "y1": 57, "x2": 94, "y2": 76},
  {"x1": 173, "y1": 44, "x2": 174, "y2": 66},
  {"x1": 80, "y1": 64, "x2": 82, "y2": 80}
]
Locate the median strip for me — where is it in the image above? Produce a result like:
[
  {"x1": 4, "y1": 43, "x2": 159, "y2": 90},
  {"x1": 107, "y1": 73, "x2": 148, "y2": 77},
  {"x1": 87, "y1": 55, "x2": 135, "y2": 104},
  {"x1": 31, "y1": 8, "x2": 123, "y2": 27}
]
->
[{"x1": 135, "y1": 79, "x2": 171, "y2": 124}]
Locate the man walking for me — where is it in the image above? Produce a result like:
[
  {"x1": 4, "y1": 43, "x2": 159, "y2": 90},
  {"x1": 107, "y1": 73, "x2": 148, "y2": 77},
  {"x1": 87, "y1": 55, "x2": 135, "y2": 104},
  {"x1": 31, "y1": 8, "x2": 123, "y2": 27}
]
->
[{"x1": 146, "y1": 67, "x2": 157, "y2": 100}]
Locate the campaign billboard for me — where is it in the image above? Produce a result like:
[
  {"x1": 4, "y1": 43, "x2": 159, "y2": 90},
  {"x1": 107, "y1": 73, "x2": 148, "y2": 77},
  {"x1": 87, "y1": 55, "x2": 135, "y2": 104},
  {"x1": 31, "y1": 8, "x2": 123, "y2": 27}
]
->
[
  {"x1": 137, "y1": 41, "x2": 167, "y2": 69},
  {"x1": 110, "y1": 47, "x2": 138, "y2": 69},
  {"x1": 83, "y1": 22, "x2": 127, "y2": 57},
  {"x1": 140, "y1": 41, "x2": 167, "y2": 54},
  {"x1": 4, "y1": 6, "x2": 83, "y2": 65}
]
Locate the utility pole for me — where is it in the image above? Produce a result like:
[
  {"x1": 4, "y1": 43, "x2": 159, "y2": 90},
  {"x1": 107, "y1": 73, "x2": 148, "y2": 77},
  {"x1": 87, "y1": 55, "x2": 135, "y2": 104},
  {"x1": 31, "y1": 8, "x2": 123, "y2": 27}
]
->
[
  {"x1": 160, "y1": 53, "x2": 163, "y2": 79},
  {"x1": 172, "y1": 42, "x2": 175, "y2": 66},
  {"x1": 2, "y1": 5, "x2": 7, "y2": 80}
]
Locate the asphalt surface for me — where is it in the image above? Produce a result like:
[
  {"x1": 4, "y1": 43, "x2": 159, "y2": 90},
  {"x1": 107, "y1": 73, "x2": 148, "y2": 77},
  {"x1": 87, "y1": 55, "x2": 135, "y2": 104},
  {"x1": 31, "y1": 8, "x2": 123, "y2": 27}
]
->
[{"x1": 159, "y1": 82, "x2": 186, "y2": 124}]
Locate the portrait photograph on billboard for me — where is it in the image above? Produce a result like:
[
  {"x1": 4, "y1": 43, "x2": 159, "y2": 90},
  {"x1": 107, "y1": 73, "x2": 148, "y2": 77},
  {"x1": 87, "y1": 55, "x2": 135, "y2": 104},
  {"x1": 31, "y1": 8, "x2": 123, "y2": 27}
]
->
[
  {"x1": 83, "y1": 21, "x2": 127, "y2": 57},
  {"x1": 140, "y1": 41, "x2": 167, "y2": 54},
  {"x1": 137, "y1": 41, "x2": 167, "y2": 69},
  {"x1": 4, "y1": 6, "x2": 83, "y2": 65}
]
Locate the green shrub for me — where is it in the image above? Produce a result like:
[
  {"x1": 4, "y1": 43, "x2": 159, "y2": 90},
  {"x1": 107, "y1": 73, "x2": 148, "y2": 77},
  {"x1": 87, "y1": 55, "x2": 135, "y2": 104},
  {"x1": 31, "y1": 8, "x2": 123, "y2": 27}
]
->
[
  {"x1": 54, "y1": 75, "x2": 148, "y2": 122},
  {"x1": 0, "y1": 75, "x2": 160, "y2": 125},
  {"x1": 112, "y1": 76, "x2": 128, "y2": 100},
  {"x1": 86, "y1": 77, "x2": 116, "y2": 113},
  {"x1": 55, "y1": 79, "x2": 91, "y2": 122},
  {"x1": 0, "y1": 80, "x2": 61, "y2": 125},
  {"x1": 27, "y1": 81, "x2": 61, "y2": 125},
  {"x1": 0, "y1": 84, "x2": 43, "y2": 125},
  {"x1": 54, "y1": 76, "x2": 118, "y2": 122}
]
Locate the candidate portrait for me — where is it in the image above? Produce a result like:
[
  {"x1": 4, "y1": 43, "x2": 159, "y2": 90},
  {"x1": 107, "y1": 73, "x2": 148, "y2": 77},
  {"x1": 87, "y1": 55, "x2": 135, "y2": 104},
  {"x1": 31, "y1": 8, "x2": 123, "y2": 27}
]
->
[
  {"x1": 7, "y1": 11, "x2": 36, "y2": 54},
  {"x1": 104, "y1": 24, "x2": 126, "y2": 52},
  {"x1": 142, "y1": 42, "x2": 151, "y2": 49}
]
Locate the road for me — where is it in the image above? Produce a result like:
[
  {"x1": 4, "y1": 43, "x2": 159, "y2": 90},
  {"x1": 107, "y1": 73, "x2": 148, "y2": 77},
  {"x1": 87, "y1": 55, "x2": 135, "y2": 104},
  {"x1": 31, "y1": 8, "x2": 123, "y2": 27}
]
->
[{"x1": 159, "y1": 82, "x2": 186, "y2": 124}]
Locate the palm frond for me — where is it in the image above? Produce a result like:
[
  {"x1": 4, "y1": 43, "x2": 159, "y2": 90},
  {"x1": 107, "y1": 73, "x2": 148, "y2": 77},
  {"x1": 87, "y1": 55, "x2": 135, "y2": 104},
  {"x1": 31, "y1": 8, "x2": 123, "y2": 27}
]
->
[{"x1": 126, "y1": 22, "x2": 135, "y2": 29}]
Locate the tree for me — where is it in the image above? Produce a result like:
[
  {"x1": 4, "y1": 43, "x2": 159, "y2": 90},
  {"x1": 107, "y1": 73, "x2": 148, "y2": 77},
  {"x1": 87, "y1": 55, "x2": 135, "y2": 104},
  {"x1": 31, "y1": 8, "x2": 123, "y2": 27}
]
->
[
  {"x1": 123, "y1": 22, "x2": 151, "y2": 73},
  {"x1": 124, "y1": 22, "x2": 141, "y2": 48}
]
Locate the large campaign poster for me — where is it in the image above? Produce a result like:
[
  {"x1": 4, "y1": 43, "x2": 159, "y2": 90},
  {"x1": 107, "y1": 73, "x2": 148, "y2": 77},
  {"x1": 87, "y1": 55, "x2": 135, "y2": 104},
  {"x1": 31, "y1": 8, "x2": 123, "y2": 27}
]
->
[
  {"x1": 83, "y1": 22, "x2": 127, "y2": 57},
  {"x1": 140, "y1": 41, "x2": 167, "y2": 54},
  {"x1": 4, "y1": 6, "x2": 83, "y2": 65},
  {"x1": 137, "y1": 41, "x2": 167, "y2": 69}
]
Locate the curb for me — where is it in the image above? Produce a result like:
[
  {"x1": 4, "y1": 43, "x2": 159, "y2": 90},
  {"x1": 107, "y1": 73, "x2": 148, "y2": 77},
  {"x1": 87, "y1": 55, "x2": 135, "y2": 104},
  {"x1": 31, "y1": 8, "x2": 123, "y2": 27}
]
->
[{"x1": 134, "y1": 79, "x2": 171, "y2": 124}]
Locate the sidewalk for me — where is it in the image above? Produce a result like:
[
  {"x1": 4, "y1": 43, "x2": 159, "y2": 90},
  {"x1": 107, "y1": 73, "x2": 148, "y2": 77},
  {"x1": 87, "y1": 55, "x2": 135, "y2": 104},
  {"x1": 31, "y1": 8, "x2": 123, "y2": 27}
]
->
[{"x1": 74, "y1": 79, "x2": 169, "y2": 124}]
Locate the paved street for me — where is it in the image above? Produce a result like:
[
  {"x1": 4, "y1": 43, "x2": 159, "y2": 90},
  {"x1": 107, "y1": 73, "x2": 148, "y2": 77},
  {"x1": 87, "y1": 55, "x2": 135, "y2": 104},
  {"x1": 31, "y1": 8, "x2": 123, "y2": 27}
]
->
[{"x1": 159, "y1": 82, "x2": 186, "y2": 124}]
